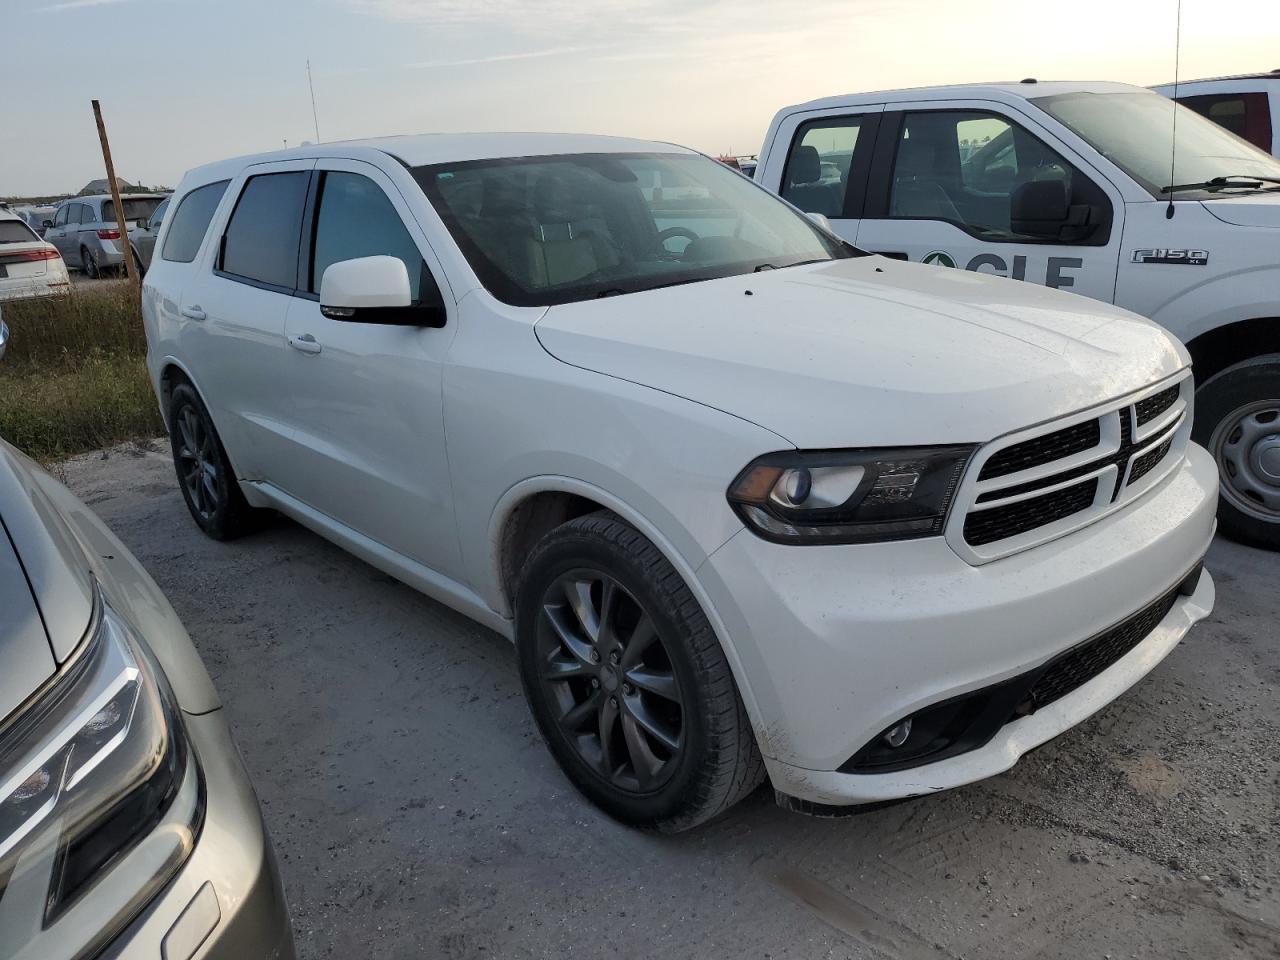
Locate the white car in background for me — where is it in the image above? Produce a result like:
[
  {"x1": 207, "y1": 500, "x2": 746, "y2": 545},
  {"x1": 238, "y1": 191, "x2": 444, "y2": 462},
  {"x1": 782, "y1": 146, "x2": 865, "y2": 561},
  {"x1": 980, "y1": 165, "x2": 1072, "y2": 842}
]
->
[
  {"x1": 0, "y1": 209, "x2": 70, "y2": 304},
  {"x1": 142, "y1": 133, "x2": 1215, "y2": 829},
  {"x1": 1153, "y1": 69, "x2": 1280, "y2": 157}
]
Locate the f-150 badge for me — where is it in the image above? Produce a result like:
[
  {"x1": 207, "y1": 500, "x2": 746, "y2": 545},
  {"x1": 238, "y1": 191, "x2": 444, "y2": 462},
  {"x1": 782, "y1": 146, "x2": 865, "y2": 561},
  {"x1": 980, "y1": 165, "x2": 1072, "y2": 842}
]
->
[{"x1": 1132, "y1": 248, "x2": 1209, "y2": 265}]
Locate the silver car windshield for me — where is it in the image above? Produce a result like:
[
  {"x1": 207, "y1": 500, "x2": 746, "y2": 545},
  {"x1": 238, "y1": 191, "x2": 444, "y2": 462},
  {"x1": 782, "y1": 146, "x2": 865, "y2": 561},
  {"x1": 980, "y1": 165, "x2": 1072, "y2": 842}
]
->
[
  {"x1": 414, "y1": 152, "x2": 856, "y2": 307},
  {"x1": 1034, "y1": 89, "x2": 1280, "y2": 198}
]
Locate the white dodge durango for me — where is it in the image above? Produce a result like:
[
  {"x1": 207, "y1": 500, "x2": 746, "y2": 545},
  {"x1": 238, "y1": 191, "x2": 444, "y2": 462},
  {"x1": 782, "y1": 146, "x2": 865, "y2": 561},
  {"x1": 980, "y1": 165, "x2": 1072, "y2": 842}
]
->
[{"x1": 142, "y1": 133, "x2": 1218, "y2": 830}]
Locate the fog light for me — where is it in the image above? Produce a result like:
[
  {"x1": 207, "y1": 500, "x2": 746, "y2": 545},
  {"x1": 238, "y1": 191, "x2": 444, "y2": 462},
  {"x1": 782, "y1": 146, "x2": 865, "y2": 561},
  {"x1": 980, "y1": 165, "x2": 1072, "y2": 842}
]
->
[{"x1": 883, "y1": 719, "x2": 912, "y2": 748}]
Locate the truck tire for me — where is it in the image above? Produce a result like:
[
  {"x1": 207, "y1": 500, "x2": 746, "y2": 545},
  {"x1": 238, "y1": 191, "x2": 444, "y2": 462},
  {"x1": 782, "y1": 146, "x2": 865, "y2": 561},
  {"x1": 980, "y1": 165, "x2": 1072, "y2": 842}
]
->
[
  {"x1": 1193, "y1": 354, "x2": 1280, "y2": 549},
  {"x1": 515, "y1": 512, "x2": 765, "y2": 832}
]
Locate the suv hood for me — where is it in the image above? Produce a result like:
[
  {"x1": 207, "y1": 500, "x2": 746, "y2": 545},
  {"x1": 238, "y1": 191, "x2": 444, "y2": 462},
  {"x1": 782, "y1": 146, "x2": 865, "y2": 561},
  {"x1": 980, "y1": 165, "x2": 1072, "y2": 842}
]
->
[
  {"x1": 1201, "y1": 193, "x2": 1280, "y2": 228},
  {"x1": 535, "y1": 257, "x2": 1187, "y2": 448}
]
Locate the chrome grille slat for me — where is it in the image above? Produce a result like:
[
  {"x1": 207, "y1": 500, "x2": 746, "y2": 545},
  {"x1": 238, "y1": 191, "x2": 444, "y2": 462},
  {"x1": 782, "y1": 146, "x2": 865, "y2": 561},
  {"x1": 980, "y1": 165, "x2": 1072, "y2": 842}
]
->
[{"x1": 950, "y1": 375, "x2": 1193, "y2": 562}]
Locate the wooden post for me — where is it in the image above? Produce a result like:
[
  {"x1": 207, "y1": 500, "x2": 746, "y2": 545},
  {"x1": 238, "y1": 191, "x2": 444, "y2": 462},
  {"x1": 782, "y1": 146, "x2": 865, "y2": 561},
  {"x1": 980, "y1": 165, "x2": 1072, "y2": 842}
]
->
[{"x1": 91, "y1": 99, "x2": 141, "y2": 294}]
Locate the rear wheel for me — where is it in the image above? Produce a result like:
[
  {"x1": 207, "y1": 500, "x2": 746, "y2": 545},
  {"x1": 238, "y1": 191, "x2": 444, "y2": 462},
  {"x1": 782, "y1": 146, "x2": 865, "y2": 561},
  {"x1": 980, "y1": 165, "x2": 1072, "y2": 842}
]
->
[
  {"x1": 167, "y1": 382, "x2": 260, "y2": 539},
  {"x1": 1194, "y1": 354, "x2": 1280, "y2": 549},
  {"x1": 81, "y1": 246, "x2": 99, "y2": 279},
  {"x1": 515, "y1": 512, "x2": 764, "y2": 832}
]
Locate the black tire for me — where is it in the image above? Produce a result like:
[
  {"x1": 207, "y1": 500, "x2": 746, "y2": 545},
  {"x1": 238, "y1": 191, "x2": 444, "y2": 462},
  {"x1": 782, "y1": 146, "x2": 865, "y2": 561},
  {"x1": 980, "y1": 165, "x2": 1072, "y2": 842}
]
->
[
  {"x1": 515, "y1": 512, "x2": 764, "y2": 832},
  {"x1": 81, "y1": 246, "x2": 99, "y2": 279},
  {"x1": 167, "y1": 382, "x2": 260, "y2": 540},
  {"x1": 1193, "y1": 354, "x2": 1280, "y2": 550}
]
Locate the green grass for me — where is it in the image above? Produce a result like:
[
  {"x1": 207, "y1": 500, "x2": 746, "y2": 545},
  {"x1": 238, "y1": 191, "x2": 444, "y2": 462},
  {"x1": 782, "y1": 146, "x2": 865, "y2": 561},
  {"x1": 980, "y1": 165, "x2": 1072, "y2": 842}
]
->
[{"x1": 0, "y1": 285, "x2": 163, "y2": 461}]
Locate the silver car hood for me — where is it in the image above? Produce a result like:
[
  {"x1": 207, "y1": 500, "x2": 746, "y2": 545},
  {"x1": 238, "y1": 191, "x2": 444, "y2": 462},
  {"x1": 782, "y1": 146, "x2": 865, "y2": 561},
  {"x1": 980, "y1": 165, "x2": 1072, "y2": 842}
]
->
[
  {"x1": 0, "y1": 524, "x2": 56, "y2": 723},
  {"x1": 0, "y1": 445, "x2": 96, "y2": 689}
]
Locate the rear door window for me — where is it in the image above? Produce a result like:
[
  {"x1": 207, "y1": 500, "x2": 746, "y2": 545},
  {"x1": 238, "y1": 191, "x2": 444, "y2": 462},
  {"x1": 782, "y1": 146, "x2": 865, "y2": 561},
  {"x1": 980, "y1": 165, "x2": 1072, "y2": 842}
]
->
[
  {"x1": 162, "y1": 180, "x2": 230, "y2": 263},
  {"x1": 781, "y1": 117, "x2": 868, "y2": 217},
  {"x1": 219, "y1": 172, "x2": 310, "y2": 289}
]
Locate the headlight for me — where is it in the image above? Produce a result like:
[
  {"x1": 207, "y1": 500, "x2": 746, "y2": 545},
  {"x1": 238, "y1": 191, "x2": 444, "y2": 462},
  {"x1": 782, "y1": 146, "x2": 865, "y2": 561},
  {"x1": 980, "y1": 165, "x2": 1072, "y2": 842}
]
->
[
  {"x1": 727, "y1": 446, "x2": 976, "y2": 544},
  {"x1": 0, "y1": 591, "x2": 201, "y2": 956}
]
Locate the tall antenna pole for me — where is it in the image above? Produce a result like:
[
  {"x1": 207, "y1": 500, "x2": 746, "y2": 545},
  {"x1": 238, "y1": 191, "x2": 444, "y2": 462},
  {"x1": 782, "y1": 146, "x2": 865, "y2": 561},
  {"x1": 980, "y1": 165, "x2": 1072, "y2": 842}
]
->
[
  {"x1": 1167, "y1": 0, "x2": 1182, "y2": 220},
  {"x1": 307, "y1": 59, "x2": 321, "y2": 143}
]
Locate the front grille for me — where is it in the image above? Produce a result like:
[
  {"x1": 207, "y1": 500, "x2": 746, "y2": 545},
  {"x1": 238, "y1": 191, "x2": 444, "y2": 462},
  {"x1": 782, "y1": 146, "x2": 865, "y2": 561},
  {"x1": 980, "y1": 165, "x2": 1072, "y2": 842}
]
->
[
  {"x1": 957, "y1": 377, "x2": 1190, "y2": 556},
  {"x1": 1023, "y1": 583, "x2": 1181, "y2": 711},
  {"x1": 963, "y1": 479, "x2": 1097, "y2": 546},
  {"x1": 1128, "y1": 436, "x2": 1174, "y2": 486},
  {"x1": 1135, "y1": 385, "x2": 1179, "y2": 425},
  {"x1": 978, "y1": 420, "x2": 1100, "y2": 480}
]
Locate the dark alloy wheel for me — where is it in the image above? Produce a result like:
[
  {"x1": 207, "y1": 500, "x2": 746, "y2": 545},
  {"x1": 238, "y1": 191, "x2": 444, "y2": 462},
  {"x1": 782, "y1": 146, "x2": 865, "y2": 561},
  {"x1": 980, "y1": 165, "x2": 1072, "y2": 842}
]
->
[
  {"x1": 535, "y1": 569, "x2": 686, "y2": 793},
  {"x1": 516, "y1": 512, "x2": 764, "y2": 832},
  {"x1": 166, "y1": 382, "x2": 261, "y2": 540}
]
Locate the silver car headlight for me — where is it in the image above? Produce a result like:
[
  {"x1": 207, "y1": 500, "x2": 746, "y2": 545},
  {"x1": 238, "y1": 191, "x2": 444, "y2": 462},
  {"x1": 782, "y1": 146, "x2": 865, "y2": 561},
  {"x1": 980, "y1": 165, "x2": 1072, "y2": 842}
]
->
[
  {"x1": 727, "y1": 446, "x2": 976, "y2": 544},
  {"x1": 0, "y1": 590, "x2": 202, "y2": 954}
]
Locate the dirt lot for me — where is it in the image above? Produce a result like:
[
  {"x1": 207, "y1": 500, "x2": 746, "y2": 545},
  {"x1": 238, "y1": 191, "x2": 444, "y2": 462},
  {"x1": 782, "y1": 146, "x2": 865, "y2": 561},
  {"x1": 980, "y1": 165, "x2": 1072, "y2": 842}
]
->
[{"x1": 61, "y1": 442, "x2": 1279, "y2": 960}]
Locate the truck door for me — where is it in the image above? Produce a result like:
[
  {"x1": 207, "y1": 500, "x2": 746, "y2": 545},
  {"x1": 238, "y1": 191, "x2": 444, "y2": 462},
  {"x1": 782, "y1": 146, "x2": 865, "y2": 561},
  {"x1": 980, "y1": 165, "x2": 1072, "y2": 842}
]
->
[
  {"x1": 764, "y1": 108, "x2": 883, "y2": 246},
  {"x1": 854, "y1": 103, "x2": 1125, "y2": 303}
]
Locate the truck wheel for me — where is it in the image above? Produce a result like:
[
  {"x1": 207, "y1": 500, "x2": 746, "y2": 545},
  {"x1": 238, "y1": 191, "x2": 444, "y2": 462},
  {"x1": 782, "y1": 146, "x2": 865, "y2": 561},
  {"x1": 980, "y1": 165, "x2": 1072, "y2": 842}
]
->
[
  {"x1": 1194, "y1": 354, "x2": 1280, "y2": 549},
  {"x1": 515, "y1": 512, "x2": 764, "y2": 832},
  {"x1": 167, "y1": 382, "x2": 261, "y2": 540}
]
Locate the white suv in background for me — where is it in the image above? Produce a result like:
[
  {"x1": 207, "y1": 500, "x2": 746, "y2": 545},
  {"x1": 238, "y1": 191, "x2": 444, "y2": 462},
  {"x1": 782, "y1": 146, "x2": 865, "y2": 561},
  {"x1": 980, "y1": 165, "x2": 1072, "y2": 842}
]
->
[
  {"x1": 142, "y1": 134, "x2": 1216, "y2": 829},
  {"x1": 0, "y1": 208, "x2": 70, "y2": 303}
]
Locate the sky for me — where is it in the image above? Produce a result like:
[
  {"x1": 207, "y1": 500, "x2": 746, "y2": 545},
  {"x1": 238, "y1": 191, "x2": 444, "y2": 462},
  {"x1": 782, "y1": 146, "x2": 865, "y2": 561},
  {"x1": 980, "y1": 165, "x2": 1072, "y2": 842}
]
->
[{"x1": 2, "y1": 0, "x2": 1277, "y2": 196}]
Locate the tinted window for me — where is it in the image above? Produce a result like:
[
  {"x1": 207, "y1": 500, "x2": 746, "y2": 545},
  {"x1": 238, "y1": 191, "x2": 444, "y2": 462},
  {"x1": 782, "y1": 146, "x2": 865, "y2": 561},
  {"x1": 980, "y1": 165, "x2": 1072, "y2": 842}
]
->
[
  {"x1": 1179, "y1": 92, "x2": 1273, "y2": 152},
  {"x1": 220, "y1": 172, "x2": 309, "y2": 288},
  {"x1": 781, "y1": 117, "x2": 864, "y2": 216},
  {"x1": 0, "y1": 220, "x2": 38, "y2": 243},
  {"x1": 887, "y1": 110, "x2": 1083, "y2": 241},
  {"x1": 161, "y1": 180, "x2": 230, "y2": 263},
  {"x1": 149, "y1": 196, "x2": 170, "y2": 228},
  {"x1": 310, "y1": 172, "x2": 426, "y2": 301}
]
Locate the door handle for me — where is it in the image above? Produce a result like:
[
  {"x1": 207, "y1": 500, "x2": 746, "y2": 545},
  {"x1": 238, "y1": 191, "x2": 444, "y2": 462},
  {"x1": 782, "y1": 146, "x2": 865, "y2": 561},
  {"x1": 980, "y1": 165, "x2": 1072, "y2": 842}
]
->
[
  {"x1": 180, "y1": 305, "x2": 206, "y2": 321},
  {"x1": 288, "y1": 333, "x2": 322, "y2": 355}
]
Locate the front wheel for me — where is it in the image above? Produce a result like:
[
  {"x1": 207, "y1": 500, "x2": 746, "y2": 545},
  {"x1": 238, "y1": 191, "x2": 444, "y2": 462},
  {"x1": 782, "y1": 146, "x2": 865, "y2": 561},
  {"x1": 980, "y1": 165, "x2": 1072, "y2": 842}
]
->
[
  {"x1": 1194, "y1": 354, "x2": 1280, "y2": 549},
  {"x1": 515, "y1": 512, "x2": 764, "y2": 832}
]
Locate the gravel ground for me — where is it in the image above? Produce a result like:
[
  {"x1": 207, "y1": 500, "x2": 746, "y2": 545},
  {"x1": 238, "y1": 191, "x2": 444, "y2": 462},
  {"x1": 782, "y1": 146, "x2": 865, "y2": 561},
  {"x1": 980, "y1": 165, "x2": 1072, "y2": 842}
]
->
[{"x1": 60, "y1": 441, "x2": 1279, "y2": 960}]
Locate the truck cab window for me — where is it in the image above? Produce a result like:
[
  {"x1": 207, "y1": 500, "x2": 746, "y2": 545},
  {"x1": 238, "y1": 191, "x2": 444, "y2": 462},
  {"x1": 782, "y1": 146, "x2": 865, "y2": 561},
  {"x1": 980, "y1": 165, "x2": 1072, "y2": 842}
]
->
[{"x1": 889, "y1": 110, "x2": 1082, "y2": 242}]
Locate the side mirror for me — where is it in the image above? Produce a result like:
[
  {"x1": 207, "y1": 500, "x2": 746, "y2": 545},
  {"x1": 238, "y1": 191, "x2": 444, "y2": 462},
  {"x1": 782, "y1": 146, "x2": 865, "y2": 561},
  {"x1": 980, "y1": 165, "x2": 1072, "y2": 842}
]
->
[
  {"x1": 1010, "y1": 179, "x2": 1069, "y2": 238},
  {"x1": 805, "y1": 211, "x2": 833, "y2": 232},
  {"x1": 319, "y1": 255, "x2": 445, "y2": 327},
  {"x1": 1011, "y1": 179, "x2": 1098, "y2": 241},
  {"x1": 42, "y1": 220, "x2": 53, "y2": 229}
]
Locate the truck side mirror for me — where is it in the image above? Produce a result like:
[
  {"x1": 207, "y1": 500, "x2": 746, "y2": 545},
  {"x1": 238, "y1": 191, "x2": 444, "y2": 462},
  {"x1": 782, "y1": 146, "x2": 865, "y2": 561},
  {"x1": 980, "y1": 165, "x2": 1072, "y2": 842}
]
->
[
  {"x1": 1011, "y1": 179, "x2": 1069, "y2": 237},
  {"x1": 1011, "y1": 179, "x2": 1097, "y2": 242}
]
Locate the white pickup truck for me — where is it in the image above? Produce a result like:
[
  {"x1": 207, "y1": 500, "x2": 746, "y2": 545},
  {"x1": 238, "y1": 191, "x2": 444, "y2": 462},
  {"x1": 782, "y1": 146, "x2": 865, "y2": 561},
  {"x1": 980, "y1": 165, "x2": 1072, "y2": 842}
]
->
[
  {"x1": 756, "y1": 80, "x2": 1280, "y2": 548},
  {"x1": 1153, "y1": 70, "x2": 1280, "y2": 157}
]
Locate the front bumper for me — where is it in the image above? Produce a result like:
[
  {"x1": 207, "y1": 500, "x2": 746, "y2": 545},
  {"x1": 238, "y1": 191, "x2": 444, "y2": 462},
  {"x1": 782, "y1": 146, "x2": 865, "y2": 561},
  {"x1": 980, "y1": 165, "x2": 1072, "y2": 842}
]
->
[
  {"x1": 697, "y1": 444, "x2": 1219, "y2": 806},
  {"x1": 101, "y1": 709, "x2": 295, "y2": 960}
]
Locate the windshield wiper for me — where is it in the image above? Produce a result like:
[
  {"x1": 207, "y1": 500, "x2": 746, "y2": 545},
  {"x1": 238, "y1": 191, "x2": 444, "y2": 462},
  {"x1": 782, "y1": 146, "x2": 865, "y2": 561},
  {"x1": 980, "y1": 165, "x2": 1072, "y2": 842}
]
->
[{"x1": 1161, "y1": 174, "x2": 1280, "y2": 194}]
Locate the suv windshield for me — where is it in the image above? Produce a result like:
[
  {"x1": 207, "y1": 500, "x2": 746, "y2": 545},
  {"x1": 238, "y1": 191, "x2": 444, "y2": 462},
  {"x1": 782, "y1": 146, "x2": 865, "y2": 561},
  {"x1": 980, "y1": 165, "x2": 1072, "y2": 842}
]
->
[
  {"x1": 1034, "y1": 89, "x2": 1280, "y2": 198},
  {"x1": 414, "y1": 152, "x2": 854, "y2": 306}
]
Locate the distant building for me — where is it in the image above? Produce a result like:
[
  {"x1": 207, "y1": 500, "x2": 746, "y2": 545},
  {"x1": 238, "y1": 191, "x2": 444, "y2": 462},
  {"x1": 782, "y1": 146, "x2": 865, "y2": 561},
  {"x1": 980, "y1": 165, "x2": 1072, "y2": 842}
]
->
[{"x1": 78, "y1": 176, "x2": 135, "y2": 196}]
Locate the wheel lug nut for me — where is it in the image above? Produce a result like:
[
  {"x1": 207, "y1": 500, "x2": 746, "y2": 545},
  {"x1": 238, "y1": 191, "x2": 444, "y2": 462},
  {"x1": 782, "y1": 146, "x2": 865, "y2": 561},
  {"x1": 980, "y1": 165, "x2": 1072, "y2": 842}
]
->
[
  {"x1": 622, "y1": 683, "x2": 634, "y2": 696},
  {"x1": 590, "y1": 678, "x2": 599, "y2": 688},
  {"x1": 609, "y1": 651, "x2": 619, "y2": 665},
  {"x1": 589, "y1": 650, "x2": 600, "y2": 663},
  {"x1": 609, "y1": 697, "x2": 618, "y2": 708}
]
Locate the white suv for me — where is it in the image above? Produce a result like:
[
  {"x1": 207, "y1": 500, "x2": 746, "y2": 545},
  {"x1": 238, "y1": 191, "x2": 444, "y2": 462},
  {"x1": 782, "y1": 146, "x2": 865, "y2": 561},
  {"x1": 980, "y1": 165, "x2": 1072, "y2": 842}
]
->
[{"x1": 142, "y1": 134, "x2": 1217, "y2": 830}]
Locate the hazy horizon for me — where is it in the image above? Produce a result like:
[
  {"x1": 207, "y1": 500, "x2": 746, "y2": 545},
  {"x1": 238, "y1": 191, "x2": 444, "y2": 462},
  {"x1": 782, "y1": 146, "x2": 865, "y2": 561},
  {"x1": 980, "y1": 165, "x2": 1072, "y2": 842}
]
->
[{"x1": 4, "y1": 0, "x2": 1276, "y2": 196}]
